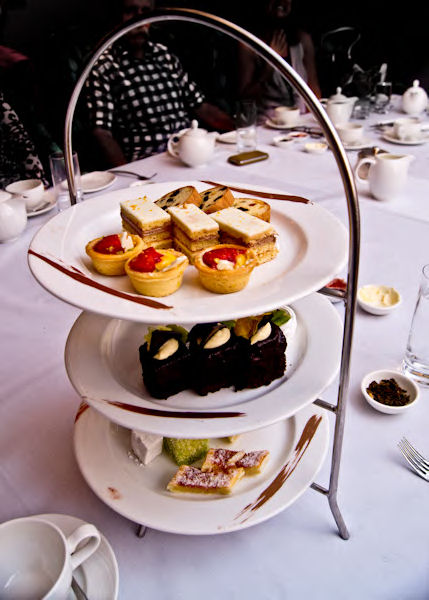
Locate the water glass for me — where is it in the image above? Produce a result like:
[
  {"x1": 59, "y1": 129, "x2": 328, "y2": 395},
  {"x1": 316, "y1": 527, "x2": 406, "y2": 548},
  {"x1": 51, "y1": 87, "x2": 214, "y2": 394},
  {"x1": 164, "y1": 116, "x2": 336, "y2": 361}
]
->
[
  {"x1": 235, "y1": 101, "x2": 257, "y2": 153},
  {"x1": 352, "y1": 97, "x2": 371, "y2": 120},
  {"x1": 374, "y1": 81, "x2": 392, "y2": 114},
  {"x1": 403, "y1": 264, "x2": 429, "y2": 385},
  {"x1": 49, "y1": 151, "x2": 82, "y2": 212}
]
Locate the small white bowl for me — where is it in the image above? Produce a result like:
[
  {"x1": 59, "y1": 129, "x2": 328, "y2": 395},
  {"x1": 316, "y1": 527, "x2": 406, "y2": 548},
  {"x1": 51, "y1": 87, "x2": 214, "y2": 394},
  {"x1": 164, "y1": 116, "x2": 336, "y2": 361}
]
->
[
  {"x1": 361, "y1": 369, "x2": 419, "y2": 414},
  {"x1": 304, "y1": 141, "x2": 328, "y2": 154},
  {"x1": 272, "y1": 135, "x2": 295, "y2": 148},
  {"x1": 357, "y1": 284, "x2": 401, "y2": 315}
]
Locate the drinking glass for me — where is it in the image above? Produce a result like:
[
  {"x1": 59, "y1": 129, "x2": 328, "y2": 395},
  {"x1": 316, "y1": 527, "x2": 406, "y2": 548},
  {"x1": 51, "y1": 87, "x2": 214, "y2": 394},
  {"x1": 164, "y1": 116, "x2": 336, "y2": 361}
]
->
[
  {"x1": 403, "y1": 264, "x2": 429, "y2": 385},
  {"x1": 374, "y1": 81, "x2": 392, "y2": 114},
  {"x1": 235, "y1": 100, "x2": 257, "y2": 153},
  {"x1": 49, "y1": 151, "x2": 82, "y2": 212}
]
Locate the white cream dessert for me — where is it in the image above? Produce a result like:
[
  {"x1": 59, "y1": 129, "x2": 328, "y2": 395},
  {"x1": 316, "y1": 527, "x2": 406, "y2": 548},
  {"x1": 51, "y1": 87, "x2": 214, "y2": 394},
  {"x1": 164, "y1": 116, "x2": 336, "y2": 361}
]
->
[
  {"x1": 120, "y1": 196, "x2": 172, "y2": 249},
  {"x1": 130, "y1": 430, "x2": 163, "y2": 465}
]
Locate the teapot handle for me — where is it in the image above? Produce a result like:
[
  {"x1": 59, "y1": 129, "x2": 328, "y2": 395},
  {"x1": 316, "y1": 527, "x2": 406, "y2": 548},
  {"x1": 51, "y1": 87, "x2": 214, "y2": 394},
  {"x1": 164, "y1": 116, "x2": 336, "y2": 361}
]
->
[
  {"x1": 355, "y1": 156, "x2": 376, "y2": 182},
  {"x1": 167, "y1": 128, "x2": 188, "y2": 158}
]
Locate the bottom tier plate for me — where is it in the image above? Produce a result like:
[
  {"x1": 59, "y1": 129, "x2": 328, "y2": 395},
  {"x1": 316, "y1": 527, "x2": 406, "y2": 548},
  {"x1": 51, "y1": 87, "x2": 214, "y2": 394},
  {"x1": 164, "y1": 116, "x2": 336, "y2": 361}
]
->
[{"x1": 73, "y1": 403, "x2": 329, "y2": 535}]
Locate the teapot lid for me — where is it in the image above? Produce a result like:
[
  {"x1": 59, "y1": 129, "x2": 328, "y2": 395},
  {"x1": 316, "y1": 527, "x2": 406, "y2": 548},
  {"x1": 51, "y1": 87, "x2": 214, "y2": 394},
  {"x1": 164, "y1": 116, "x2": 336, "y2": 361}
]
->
[
  {"x1": 405, "y1": 79, "x2": 427, "y2": 95},
  {"x1": 184, "y1": 119, "x2": 207, "y2": 137},
  {"x1": 330, "y1": 87, "x2": 348, "y2": 102}
]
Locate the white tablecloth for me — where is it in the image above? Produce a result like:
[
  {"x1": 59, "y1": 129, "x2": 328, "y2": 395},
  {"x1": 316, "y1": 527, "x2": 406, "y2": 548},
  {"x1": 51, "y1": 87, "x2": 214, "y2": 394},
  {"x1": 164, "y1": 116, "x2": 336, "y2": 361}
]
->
[{"x1": 1, "y1": 99, "x2": 429, "y2": 599}]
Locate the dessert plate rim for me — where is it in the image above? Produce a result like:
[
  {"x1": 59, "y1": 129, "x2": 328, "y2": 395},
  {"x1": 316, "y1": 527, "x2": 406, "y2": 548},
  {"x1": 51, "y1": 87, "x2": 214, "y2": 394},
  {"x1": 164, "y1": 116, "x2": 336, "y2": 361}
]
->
[{"x1": 28, "y1": 180, "x2": 348, "y2": 325}]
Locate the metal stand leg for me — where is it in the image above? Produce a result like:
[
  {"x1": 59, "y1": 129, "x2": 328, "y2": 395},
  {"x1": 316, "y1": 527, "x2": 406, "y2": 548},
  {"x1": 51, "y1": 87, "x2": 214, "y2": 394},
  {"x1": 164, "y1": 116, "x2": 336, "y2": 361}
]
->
[
  {"x1": 136, "y1": 524, "x2": 147, "y2": 538},
  {"x1": 328, "y1": 493, "x2": 350, "y2": 540}
]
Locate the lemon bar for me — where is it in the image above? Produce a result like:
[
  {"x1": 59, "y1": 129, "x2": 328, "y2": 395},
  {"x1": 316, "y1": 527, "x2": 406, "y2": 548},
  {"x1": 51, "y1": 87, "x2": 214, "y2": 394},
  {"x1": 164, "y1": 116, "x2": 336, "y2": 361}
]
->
[
  {"x1": 201, "y1": 448, "x2": 269, "y2": 475},
  {"x1": 167, "y1": 465, "x2": 244, "y2": 494}
]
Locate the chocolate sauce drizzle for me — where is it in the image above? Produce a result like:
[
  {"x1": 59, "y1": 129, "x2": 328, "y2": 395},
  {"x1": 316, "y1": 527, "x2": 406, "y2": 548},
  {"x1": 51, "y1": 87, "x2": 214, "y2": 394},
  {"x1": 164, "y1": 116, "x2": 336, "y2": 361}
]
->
[
  {"x1": 74, "y1": 400, "x2": 90, "y2": 423},
  {"x1": 201, "y1": 180, "x2": 310, "y2": 204},
  {"x1": 235, "y1": 414, "x2": 322, "y2": 522},
  {"x1": 28, "y1": 248, "x2": 172, "y2": 310},
  {"x1": 87, "y1": 397, "x2": 246, "y2": 419}
]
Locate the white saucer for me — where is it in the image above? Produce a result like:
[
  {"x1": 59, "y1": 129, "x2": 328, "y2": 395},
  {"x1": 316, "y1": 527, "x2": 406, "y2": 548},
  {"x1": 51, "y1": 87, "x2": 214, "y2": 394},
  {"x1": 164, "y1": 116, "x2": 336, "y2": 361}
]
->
[
  {"x1": 342, "y1": 138, "x2": 375, "y2": 151},
  {"x1": 27, "y1": 190, "x2": 57, "y2": 217},
  {"x1": 61, "y1": 171, "x2": 117, "y2": 194},
  {"x1": 265, "y1": 118, "x2": 303, "y2": 130},
  {"x1": 216, "y1": 130, "x2": 237, "y2": 144},
  {"x1": 34, "y1": 513, "x2": 118, "y2": 599},
  {"x1": 81, "y1": 171, "x2": 117, "y2": 193},
  {"x1": 381, "y1": 127, "x2": 429, "y2": 146}
]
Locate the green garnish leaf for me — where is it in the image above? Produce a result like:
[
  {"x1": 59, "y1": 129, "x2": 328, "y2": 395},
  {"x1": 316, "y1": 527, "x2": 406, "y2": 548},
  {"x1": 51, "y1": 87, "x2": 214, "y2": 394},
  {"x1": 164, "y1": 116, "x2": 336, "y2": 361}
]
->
[
  {"x1": 167, "y1": 324, "x2": 189, "y2": 344},
  {"x1": 270, "y1": 308, "x2": 291, "y2": 327},
  {"x1": 221, "y1": 320, "x2": 236, "y2": 329}
]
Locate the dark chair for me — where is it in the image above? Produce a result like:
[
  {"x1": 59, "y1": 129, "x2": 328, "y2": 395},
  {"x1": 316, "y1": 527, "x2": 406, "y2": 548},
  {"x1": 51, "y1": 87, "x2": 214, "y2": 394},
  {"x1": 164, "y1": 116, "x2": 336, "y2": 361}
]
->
[{"x1": 319, "y1": 27, "x2": 361, "y2": 95}]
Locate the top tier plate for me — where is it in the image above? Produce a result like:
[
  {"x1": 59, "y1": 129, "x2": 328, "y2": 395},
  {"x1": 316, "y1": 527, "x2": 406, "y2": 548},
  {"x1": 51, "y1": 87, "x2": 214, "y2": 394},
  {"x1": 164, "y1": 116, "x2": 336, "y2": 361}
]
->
[{"x1": 28, "y1": 181, "x2": 347, "y2": 324}]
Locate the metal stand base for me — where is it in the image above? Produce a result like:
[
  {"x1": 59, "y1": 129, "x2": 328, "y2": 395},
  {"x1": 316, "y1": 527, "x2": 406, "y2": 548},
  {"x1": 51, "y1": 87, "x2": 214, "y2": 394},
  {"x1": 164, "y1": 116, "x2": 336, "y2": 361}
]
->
[{"x1": 136, "y1": 524, "x2": 147, "y2": 538}]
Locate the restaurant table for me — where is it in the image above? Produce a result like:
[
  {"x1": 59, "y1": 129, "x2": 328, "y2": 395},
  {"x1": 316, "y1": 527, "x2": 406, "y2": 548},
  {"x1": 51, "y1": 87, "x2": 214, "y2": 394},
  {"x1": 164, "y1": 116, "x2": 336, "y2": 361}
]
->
[{"x1": 2, "y1": 98, "x2": 429, "y2": 599}]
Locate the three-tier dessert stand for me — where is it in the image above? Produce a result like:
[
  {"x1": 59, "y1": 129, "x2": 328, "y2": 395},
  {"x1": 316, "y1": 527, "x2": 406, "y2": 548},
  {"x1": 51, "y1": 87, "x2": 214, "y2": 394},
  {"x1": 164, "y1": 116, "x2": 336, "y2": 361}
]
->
[{"x1": 60, "y1": 8, "x2": 359, "y2": 540}]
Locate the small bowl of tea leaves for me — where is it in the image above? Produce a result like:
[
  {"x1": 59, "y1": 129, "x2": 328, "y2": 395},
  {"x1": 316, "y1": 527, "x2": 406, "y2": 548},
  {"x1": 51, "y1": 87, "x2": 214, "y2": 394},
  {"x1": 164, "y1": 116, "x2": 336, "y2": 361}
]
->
[{"x1": 361, "y1": 369, "x2": 419, "y2": 414}]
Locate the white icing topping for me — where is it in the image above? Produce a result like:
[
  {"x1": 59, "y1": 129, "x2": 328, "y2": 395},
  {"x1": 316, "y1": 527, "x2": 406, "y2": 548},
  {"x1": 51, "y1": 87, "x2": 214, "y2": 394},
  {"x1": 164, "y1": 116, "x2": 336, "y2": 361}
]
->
[
  {"x1": 250, "y1": 322, "x2": 271, "y2": 345},
  {"x1": 120, "y1": 231, "x2": 134, "y2": 252},
  {"x1": 154, "y1": 338, "x2": 179, "y2": 360},
  {"x1": 204, "y1": 327, "x2": 230, "y2": 349},
  {"x1": 216, "y1": 259, "x2": 234, "y2": 271}
]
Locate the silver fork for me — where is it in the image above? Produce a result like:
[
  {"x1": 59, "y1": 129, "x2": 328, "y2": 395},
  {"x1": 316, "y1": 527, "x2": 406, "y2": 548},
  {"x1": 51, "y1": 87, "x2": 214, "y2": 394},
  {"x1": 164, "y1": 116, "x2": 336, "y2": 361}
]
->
[{"x1": 398, "y1": 437, "x2": 429, "y2": 481}]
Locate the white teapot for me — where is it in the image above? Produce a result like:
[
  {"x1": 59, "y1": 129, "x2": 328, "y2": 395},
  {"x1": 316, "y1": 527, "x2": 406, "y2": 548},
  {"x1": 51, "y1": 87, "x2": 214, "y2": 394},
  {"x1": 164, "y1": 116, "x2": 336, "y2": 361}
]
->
[
  {"x1": 355, "y1": 152, "x2": 414, "y2": 201},
  {"x1": 0, "y1": 191, "x2": 27, "y2": 243},
  {"x1": 321, "y1": 87, "x2": 358, "y2": 126},
  {"x1": 167, "y1": 120, "x2": 218, "y2": 167},
  {"x1": 402, "y1": 80, "x2": 428, "y2": 115}
]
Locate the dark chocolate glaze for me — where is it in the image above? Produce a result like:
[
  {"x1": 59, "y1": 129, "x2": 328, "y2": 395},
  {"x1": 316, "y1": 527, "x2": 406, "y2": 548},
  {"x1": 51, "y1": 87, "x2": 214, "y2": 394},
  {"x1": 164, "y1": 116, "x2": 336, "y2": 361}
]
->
[
  {"x1": 235, "y1": 414, "x2": 322, "y2": 522},
  {"x1": 28, "y1": 248, "x2": 172, "y2": 309},
  {"x1": 201, "y1": 180, "x2": 310, "y2": 204}
]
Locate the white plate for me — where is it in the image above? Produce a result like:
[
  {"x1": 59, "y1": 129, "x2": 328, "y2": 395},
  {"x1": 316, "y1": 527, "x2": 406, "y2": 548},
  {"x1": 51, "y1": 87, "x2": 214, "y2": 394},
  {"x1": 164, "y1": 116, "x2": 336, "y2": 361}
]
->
[
  {"x1": 216, "y1": 130, "x2": 237, "y2": 144},
  {"x1": 28, "y1": 181, "x2": 348, "y2": 324},
  {"x1": 61, "y1": 171, "x2": 117, "y2": 194},
  {"x1": 265, "y1": 118, "x2": 306, "y2": 130},
  {"x1": 342, "y1": 138, "x2": 375, "y2": 151},
  {"x1": 381, "y1": 127, "x2": 429, "y2": 146},
  {"x1": 33, "y1": 513, "x2": 118, "y2": 599},
  {"x1": 73, "y1": 404, "x2": 329, "y2": 535},
  {"x1": 65, "y1": 293, "x2": 342, "y2": 438},
  {"x1": 27, "y1": 190, "x2": 57, "y2": 217},
  {"x1": 81, "y1": 171, "x2": 117, "y2": 193}
]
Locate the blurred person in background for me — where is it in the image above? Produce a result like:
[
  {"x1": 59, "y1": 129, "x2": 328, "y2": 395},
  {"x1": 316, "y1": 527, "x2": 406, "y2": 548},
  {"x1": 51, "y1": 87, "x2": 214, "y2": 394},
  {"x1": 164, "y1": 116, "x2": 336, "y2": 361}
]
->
[
  {"x1": 237, "y1": 0, "x2": 321, "y2": 119},
  {"x1": 85, "y1": 0, "x2": 233, "y2": 167}
]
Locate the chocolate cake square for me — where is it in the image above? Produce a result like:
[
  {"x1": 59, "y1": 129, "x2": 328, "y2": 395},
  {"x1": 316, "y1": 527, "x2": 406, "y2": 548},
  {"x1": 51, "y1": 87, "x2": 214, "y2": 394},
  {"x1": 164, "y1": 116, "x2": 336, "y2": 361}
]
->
[
  {"x1": 188, "y1": 323, "x2": 241, "y2": 396},
  {"x1": 139, "y1": 329, "x2": 190, "y2": 399},
  {"x1": 235, "y1": 322, "x2": 287, "y2": 390}
]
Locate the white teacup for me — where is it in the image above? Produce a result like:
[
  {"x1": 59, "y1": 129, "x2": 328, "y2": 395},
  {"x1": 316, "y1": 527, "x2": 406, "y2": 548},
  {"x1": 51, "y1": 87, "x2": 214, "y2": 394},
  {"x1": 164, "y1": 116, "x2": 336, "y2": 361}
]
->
[
  {"x1": 5, "y1": 179, "x2": 45, "y2": 211},
  {"x1": 0, "y1": 517, "x2": 100, "y2": 599},
  {"x1": 336, "y1": 123, "x2": 364, "y2": 146},
  {"x1": 393, "y1": 117, "x2": 422, "y2": 141},
  {"x1": 273, "y1": 106, "x2": 300, "y2": 127}
]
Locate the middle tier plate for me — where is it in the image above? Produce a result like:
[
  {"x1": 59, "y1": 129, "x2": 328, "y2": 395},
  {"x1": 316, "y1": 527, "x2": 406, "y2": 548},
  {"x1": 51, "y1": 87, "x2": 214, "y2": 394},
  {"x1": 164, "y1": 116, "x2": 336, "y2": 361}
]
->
[{"x1": 65, "y1": 293, "x2": 341, "y2": 438}]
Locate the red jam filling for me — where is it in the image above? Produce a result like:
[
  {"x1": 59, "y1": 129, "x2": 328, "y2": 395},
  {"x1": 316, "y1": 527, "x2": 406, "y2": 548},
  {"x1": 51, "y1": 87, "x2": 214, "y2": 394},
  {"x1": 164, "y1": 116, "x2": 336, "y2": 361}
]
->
[
  {"x1": 203, "y1": 247, "x2": 246, "y2": 270},
  {"x1": 129, "y1": 247, "x2": 162, "y2": 272},
  {"x1": 327, "y1": 278, "x2": 347, "y2": 290},
  {"x1": 93, "y1": 234, "x2": 124, "y2": 255}
]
